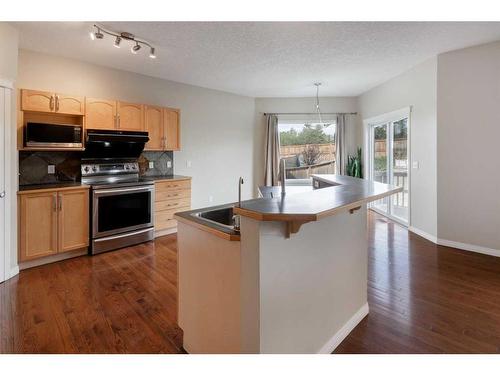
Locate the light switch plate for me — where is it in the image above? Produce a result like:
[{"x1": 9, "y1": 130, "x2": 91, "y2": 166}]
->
[
  {"x1": 412, "y1": 161, "x2": 419, "y2": 169},
  {"x1": 167, "y1": 161, "x2": 172, "y2": 168},
  {"x1": 149, "y1": 161, "x2": 154, "y2": 169},
  {"x1": 47, "y1": 165, "x2": 55, "y2": 174}
]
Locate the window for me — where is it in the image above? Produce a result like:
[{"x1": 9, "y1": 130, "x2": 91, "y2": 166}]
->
[
  {"x1": 365, "y1": 108, "x2": 410, "y2": 225},
  {"x1": 278, "y1": 116, "x2": 337, "y2": 184}
]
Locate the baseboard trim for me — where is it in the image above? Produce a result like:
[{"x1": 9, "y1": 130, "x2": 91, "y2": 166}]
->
[
  {"x1": 9, "y1": 265, "x2": 19, "y2": 278},
  {"x1": 408, "y1": 226, "x2": 500, "y2": 258},
  {"x1": 317, "y1": 302, "x2": 369, "y2": 354},
  {"x1": 437, "y1": 238, "x2": 500, "y2": 258},
  {"x1": 19, "y1": 249, "x2": 87, "y2": 270},
  {"x1": 154, "y1": 227, "x2": 177, "y2": 238},
  {"x1": 408, "y1": 226, "x2": 438, "y2": 243}
]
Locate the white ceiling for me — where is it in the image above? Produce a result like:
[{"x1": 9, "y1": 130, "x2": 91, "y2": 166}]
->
[{"x1": 12, "y1": 22, "x2": 500, "y2": 97}]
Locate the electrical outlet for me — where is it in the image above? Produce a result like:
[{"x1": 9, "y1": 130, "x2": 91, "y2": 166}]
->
[
  {"x1": 209, "y1": 195, "x2": 214, "y2": 203},
  {"x1": 47, "y1": 165, "x2": 55, "y2": 174},
  {"x1": 167, "y1": 161, "x2": 172, "y2": 168},
  {"x1": 149, "y1": 161, "x2": 154, "y2": 169},
  {"x1": 186, "y1": 160, "x2": 192, "y2": 168},
  {"x1": 412, "y1": 161, "x2": 419, "y2": 169}
]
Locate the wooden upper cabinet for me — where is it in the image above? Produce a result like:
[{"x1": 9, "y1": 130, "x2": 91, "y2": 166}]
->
[
  {"x1": 21, "y1": 89, "x2": 84, "y2": 115},
  {"x1": 85, "y1": 98, "x2": 117, "y2": 130},
  {"x1": 19, "y1": 192, "x2": 59, "y2": 261},
  {"x1": 144, "y1": 105, "x2": 164, "y2": 150},
  {"x1": 164, "y1": 108, "x2": 181, "y2": 150},
  {"x1": 21, "y1": 89, "x2": 55, "y2": 113},
  {"x1": 118, "y1": 102, "x2": 144, "y2": 131},
  {"x1": 58, "y1": 190, "x2": 89, "y2": 253},
  {"x1": 55, "y1": 94, "x2": 85, "y2": 115}
]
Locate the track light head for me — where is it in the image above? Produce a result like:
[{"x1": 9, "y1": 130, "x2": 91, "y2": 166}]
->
[
  {"x1": 149, "y1": 47, "x2": 156, "y2": 59},
  {"x1": 114, "y1": 36, "x2": 121, "y2": 48},
  {"x1": 131, "y1": 42, "x2": 141, "y2": 54},
  {"x1": 95, "y1": 28, "x2": 104, "y2": 40}
]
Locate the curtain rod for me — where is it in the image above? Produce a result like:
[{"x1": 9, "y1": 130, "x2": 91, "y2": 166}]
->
[{"x1": 263, "y1": 112, "x2": 357, "y2": 116}]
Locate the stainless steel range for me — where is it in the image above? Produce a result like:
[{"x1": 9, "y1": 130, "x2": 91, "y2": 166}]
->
[{"x1": 82, "y1": 129, "x2": 154, "y2": 255}]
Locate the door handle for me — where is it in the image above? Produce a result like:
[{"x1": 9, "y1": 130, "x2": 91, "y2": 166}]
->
[
  {"x1": 58, "y1": 193, "x2": 63, "y2": 211},
  {"x1": 55, "y1": 95, "x2": 60, "y2": 111},
  {"x1": 49, "y1": 95, "x2": 55, "y2": 110},
  {"x1": 0, "y1": 191, "x2": 5, "y2": 198}
]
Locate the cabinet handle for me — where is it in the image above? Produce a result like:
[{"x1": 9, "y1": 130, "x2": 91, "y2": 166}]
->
[
  {"x1": 55, "y1": 95, "x2": 60, "y2": 111},
  {"x1": 53, "y1": 193, "x2": 57, "y2": 211},
  {"x1": 50, "y1": 95, "x2": 54, "y2": 110},
  {"x1": 58, "y1": 193, "x2": 63, "y2": 211},
  {"x1": 117, "y1": 114, "x2": 120, "y2": 128}
]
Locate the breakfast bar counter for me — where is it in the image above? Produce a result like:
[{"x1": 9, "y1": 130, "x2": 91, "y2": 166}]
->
[{"x1": 175, "y1": 176, "x2": 402, "y2": 354}]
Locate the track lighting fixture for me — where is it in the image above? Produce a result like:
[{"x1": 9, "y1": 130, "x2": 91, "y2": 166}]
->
[
  {"x1": 89, "y1": 24, "x2": 157, "y2": 59},
  {"x1": 131, "y1": 42, "x2": 141, "y2": 54}
]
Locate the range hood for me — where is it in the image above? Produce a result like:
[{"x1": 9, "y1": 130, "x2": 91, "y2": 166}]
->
[{"x1": 83, "y1": 129, "x2": 149, "y2": 160}]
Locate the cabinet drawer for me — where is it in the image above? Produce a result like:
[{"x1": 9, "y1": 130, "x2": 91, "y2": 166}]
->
[
  {"x1": 155, "y1": 199, "x2": 190, "y2": 212},
  {"x1": 155, "y1": 179, "x2": 191, "y2": 192},
  {"x1": 155, "y1": 209, "x2": 181, "y2": 231},
  {"x1": 155, "y1": 188, "x2": 191, "y2": 202}
]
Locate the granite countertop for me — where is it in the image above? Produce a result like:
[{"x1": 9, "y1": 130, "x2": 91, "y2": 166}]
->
[
  {"x1": 234, "y1": 175, "x2": 402, "y2": 222},
  {"x1": 18, "y1": 175, "x2": 192, "y2": 193},
  {"x1": 18, "y1": 182, "x2": 89, "y2": 193},
  {"x1": 142, "y1": 175, "x2": 192, "y2": 182}
]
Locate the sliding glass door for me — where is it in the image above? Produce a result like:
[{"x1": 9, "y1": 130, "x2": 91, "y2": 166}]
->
[{"x1": 367, "y1": 110, "x2": 409, "y2": 225}]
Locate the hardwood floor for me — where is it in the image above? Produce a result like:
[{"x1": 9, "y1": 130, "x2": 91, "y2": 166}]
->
[{"x1": 1, "y1": 211, "x2": 500, "y2": 353}]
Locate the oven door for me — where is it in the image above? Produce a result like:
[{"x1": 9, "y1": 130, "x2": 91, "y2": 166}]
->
[{"x1": 92, "y1": 185, "x2": 154, "y2": 238}]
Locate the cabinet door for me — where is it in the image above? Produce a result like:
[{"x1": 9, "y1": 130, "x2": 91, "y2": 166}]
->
[
  {"x1": 164, "y1": 108, "x2": 180, "y2": 150},
  {"x1": 58, "y1": 189, "x2": 89, "y2": 253},
  {"x1": 118, "y1": 102, "x2": 144, "y2": 131},
  {"x1": 55, "y1": 94, "x2": 85, "y2": 115},
  {"x1": 144, "y1": 105, "x2": 164, "y2": 150},
  {"x1": 21, "y1": 89, "x2": 54, "y2": 113},
  {"x1": 19, "y1": 192, "x2": 58, "y2": 261},
  {"x1": 85, "y1": 98, "x2": 117, "y2": 130}
]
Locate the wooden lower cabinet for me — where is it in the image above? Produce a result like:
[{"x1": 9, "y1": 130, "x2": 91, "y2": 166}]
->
[
  {"x1": 19, "y1": 191, "x2": 59, "y2": 261},
  {"x1": 154, "y1": 178, "x2": 191, "y2": 234},
  {"x1": 58, "y1": 189, "x2": 89, "y2": 253},
  {"x1": 19, "y1": 187, "x2": 89, "y2": 262}
]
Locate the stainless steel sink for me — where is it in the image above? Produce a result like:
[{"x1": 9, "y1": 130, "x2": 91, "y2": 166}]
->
[{"x1": 191, "y1": 206, "x2": 237, "y2": 231}]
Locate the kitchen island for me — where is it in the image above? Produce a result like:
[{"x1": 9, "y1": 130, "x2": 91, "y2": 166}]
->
[{"x1": 175, "y1": 175, "x2": 401, "y2": 353}]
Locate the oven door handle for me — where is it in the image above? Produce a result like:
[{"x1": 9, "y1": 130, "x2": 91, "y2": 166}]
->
[{"x1": 94, "y1": 186, "x2": 154, "y2": 195}]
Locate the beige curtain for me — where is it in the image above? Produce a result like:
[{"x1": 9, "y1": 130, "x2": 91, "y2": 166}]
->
[
  {"x1": 264, "y1": 114, "x2": 280, "y2": 186},
  {"x1": 336, "y1": 114, "x2": 347, "y2": 175}
]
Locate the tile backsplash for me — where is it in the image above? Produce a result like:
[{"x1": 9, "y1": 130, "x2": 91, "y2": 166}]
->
[
  {"x1": 139, "y1": 151, "x2": 174, "y2": 176},
  {"x1": 19, "y1": 151, "x2": 174, "y2": 186},
  {"x1": 19, "y1": 151, "x2": 82, "y2": 185}
]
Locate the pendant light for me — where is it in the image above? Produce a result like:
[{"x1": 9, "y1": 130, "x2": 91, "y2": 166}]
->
[{"x1": 314, "y1": 82, "x2": 324, "y2": 125}]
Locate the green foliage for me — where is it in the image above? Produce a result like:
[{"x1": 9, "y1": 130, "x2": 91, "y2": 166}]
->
[
  {"x1": 280, "y1": 124, "x2": 333, "y2": 146},
  {"x1": 374, "y1": 155, "x2": 387, "y2": 171},
  {"x1": 302, "y1": 144, "x2": 321, "y2": 166},
  {"x1": 347, "y1": 147, "x2": 363, "y2": 178}
]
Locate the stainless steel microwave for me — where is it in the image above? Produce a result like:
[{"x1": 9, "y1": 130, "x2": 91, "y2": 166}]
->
[{"x1": 25, "y1": 122, "x2": 83, "y2": 148}]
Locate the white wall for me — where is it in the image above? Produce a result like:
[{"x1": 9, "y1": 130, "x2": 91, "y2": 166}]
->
[
  {"x1": 0, "y1": 23, "x2": 19, "y2": 280},
  {"x1": 17, "y1": 49, "x2": 257, "y2": 209},
  {"x1": 254, "y1": 97, "x2": 358, "y2": 187},
  {"x1": 437, "y1": 42, "x2": 500, "y2": 251},
  {"x1": 357, "y1": 58, "x2": 438, "y2": 237}
]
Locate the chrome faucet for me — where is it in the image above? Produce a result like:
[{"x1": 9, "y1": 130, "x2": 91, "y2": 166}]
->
[
  {"x1": 280, "y1": 159, "x2": 286, "y2": 196},
  {"x1": 238, "y1": 177, "x2": 244, "y2": 207}
]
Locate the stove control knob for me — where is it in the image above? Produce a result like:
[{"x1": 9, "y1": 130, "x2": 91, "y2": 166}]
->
[
  {"x1": 83, "y1": 165, "x2": 90, "y2": 173},
  {"x1": 92, "y1": 166, "x2": 98, "y2": 173}
]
